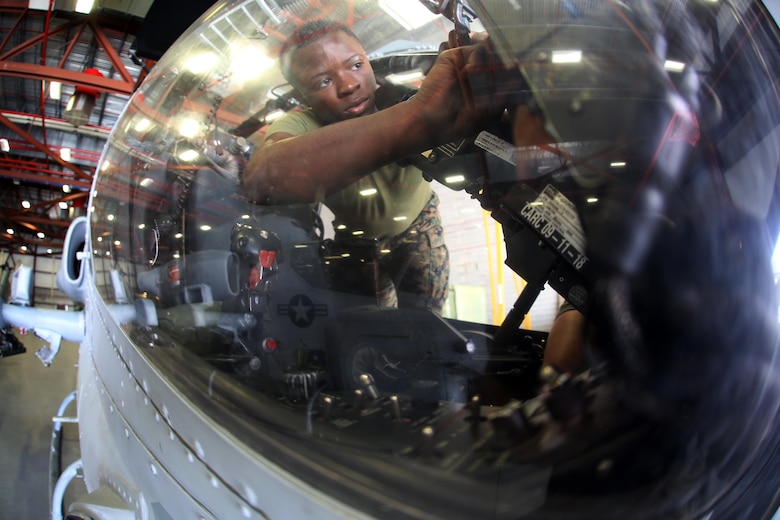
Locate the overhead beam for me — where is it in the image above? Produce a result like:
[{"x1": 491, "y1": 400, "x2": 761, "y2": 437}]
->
[
  {"x1": 2, "y1": 111, "x2": 111, "y2": 139},
  {"x1": 0, "y1": 11, "x2": 139, "y2": 93},
  {"x1": 0, "y1": 17, "x2": 80, "y2": 61},
  {"x1": 0, "y1": 233, "x2": 66, "y2": 249},
  {"x1": 0, "y1": 112, "x2": 93, "y2": 180},
  {"x1": 2, "y1": 213, "x2": 72, "y2": 229},
  {"x1": 0, "y1": 61, "x2": 135, "y2": 96},
  {"x1": 0, "y1": 168, "x2": 92, "y2": 190},
  {"x1": 89, "y1": 18, "x2": 135, "y2": 84}
]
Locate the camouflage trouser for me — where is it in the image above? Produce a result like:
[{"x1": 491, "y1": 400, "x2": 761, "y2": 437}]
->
[{"x1": 374, "y1": 192, "x2": 450, "y2": 314}]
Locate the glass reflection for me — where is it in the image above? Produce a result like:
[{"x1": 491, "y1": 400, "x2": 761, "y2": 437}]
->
[{"x1": 88, "y1": 0, "x2": 780, "y2": 518}]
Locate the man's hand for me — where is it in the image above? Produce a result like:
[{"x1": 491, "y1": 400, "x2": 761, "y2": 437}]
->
[
  {"x1": 196, "y1": 135, "x2": 251, "y2": 184},
  {"x1": 410, "y1": 34, "x2": 512, "y2": 143}
]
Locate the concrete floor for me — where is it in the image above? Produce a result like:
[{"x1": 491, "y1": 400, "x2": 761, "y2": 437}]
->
[{"x1": 0, "y1": 328, "x2": 84, "y2": 519}]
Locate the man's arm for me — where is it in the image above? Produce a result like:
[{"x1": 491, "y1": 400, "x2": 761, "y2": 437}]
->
[
  {"x1": 243, "y1": 101, "x2": 431, "y2": 204},
  {"x1": 544, "y1": 309, "x2": 587, "y2": 375},
  {"x1": 241, "y1": 41, "x2": 497, "y2": 204}
]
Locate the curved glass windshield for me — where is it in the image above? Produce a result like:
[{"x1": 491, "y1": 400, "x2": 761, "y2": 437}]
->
[{"x1": 89, "y1": 0, "x2": 780, "y2": 517}]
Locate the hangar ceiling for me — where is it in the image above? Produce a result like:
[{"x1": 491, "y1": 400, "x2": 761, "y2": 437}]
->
[{"x1": 0, "y1": 0, "x2": 212, "y2": 259}]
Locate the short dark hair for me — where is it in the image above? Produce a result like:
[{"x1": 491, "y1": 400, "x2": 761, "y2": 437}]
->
[{"x1": 279, "y1": 19, "x2": 360, "y2": 84}]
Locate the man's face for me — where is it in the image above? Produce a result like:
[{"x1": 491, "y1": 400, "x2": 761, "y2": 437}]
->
[{"x1": 287, "y1": 30, "x2": 377, "y2": 124}]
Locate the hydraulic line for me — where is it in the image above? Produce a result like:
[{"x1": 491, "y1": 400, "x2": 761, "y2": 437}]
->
[
  {"x1": 49, "y1": 390, "x2": 77, "y2": 510},
  {"x1": 51, "y1": 458, "x2": 82, "y2": 520}
]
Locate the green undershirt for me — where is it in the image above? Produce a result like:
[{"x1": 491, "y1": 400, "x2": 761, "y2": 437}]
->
[{"x1": 265, "y1": 108, "x2": 432, "y2": 239}]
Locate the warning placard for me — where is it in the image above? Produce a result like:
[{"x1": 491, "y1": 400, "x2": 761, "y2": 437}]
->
[
  {"x1": 475, "y1": 131, "x2": 517, "y2": 166},
  {"x1": 519, "y1": 185, "x2": 589, "y2": 271}
]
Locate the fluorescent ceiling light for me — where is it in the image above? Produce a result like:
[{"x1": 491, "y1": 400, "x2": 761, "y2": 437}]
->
[
  {"x1": 60, "y1": 148, "x2": 72, "y2": 161},
  {"x1": 385, "y1": 70, "x2": 424, "y2": 85},
  {"x1": 178, "y1": 118, "x2": 200, "y2": 138},
  {"x1": 664, "y1": 60, "x2": 686, "y2": 72},
  {"x1": 134, "y1": 118, "x2": 151, "y2": 132},
  {"x1": 75, "y1": 0, "x2": 94, "y2": 14},
  {"x1": 0, "y1": 138, "x2": 10, "y2": 152},
  {"x1": 185, "y1": 51, "x2": 219, "y2": 75},
  {"x1": 265, "y1": 109, "x2": 285, "y2": 122},
  {"x1": 178, "y1": 149, "x2": 200, "y2": 161},
  {"x1": 50, "y1": 81, "x2": 61, "y2": 100},
  {"x1": 379, "y1": 0, "x2": 438, "y2": 30},
  {"x1": 552, "y1": 50, "x2": 582, "y2": 64},
  {"x1": 231, "y1": 45, "x2": 274, "y2": 82}
]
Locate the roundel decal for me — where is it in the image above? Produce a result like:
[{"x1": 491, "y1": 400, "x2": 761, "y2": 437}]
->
[{"x1": 278, "y1": 294, "x2": 327, "y2": 328}]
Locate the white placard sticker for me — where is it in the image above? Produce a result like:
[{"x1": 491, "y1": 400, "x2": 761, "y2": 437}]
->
[
  {"x1": 520, "y1": 185, "x2": 589, "y2": 271},
  {"x1": 475, "y1": 131, "x2": 517, "y2": 166}
]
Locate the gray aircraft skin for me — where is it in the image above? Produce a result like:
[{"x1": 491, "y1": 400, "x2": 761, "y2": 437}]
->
[{"x1": 2, "y1": 1, "x2": 780, "y2": 519}]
